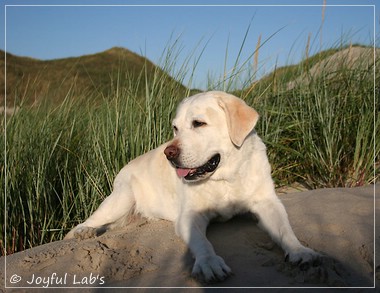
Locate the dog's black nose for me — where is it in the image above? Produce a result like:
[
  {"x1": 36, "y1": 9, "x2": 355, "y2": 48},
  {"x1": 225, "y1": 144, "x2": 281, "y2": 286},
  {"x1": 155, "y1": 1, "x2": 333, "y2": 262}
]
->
[{"x1": 164, "y1": 144, "x2": 180, "y2": 160}]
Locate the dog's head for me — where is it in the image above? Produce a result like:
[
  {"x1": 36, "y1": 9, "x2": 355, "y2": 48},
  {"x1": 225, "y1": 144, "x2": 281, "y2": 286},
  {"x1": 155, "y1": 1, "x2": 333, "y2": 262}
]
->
[{"x1": 164, "y1": 91, "x2": 259, "y2": 182}]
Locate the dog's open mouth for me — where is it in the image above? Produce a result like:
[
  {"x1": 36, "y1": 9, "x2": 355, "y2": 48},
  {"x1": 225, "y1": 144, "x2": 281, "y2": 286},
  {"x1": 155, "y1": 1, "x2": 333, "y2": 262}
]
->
[{"x1": 174, "y1": 154, "x2": 221, "y2": 181}]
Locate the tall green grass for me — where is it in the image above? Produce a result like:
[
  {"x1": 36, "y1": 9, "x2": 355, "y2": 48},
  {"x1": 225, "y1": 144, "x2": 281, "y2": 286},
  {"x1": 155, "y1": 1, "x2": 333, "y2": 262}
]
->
[
  {"x1": 243, "y1": 46, "x2": 379, "y2": 189},
  {"x1": 1, "y1": 40, "x2": 378, "y2": 255},
  {"x1": 2, "y1": 64, "x2": 183, "y2": 255}
]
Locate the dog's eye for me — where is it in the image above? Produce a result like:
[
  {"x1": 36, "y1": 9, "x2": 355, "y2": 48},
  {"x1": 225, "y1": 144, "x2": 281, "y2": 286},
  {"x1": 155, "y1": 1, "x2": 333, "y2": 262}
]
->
[
  {"x1": 173, "y1": 125, "x2": 178, "y2": 133},
  {"x1": 192, "y1": 120, "x2": 206, "y2": 128}
]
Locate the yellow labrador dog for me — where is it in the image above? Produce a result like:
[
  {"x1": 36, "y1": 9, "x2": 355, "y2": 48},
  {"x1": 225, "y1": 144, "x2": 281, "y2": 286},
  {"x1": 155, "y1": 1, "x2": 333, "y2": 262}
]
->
[{"x1": 65, "y1": 91, "x2": 319, "y2": 282}]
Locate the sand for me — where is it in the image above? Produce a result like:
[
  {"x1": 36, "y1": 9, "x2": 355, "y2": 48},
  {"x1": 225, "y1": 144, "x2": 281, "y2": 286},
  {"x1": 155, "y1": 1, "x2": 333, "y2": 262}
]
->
[
  {"x1": 1, "y1": 184, "x2": 378, "y2": 292},
  {"x1": 286, "y1": 47, "x2": 378, "y2": 90}
]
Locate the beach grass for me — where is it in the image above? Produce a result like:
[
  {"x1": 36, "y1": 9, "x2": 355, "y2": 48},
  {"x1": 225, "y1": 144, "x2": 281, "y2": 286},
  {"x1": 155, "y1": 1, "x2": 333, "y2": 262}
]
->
[{"x1": 1, "y1": 39, "x2": 378, "y2": 255}]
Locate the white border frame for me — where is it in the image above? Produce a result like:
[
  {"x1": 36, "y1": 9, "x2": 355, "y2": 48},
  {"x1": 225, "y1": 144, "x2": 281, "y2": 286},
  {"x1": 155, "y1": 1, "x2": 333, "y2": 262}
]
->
[{"x1": 3, "y1": 3, "x2": 377, "y2": 290}]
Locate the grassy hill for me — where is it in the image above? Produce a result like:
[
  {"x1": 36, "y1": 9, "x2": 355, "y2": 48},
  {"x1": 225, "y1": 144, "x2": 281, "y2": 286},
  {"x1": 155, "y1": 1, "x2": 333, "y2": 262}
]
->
[{"x1": 1, "y1": 47, "x2": 188, "y2": 106}]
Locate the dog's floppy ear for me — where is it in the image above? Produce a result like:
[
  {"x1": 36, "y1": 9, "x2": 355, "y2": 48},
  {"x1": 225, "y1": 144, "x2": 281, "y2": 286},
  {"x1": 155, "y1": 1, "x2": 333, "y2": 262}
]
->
[{"x1": 217, "y1": 93, "x2": 259, "y2": 147}]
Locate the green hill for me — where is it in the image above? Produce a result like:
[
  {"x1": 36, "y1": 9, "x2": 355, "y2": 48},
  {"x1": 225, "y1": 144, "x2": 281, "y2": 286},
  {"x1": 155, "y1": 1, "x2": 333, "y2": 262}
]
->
[{"x1": 1, "y1": 47, "x2": 187, "y2": 106}]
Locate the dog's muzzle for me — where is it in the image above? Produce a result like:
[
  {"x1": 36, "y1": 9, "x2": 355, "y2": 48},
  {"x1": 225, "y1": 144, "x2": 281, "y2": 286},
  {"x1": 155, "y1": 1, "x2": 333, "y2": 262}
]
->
[{"x1": 164, "y1": 145, "x2": 220, "y2": 181}]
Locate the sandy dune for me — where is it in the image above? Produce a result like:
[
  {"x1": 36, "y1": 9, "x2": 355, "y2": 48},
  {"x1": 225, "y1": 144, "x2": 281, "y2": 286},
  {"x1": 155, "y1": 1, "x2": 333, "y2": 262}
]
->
[{"x1": 1, "y1": 184, "x2": 378, "y2": 292}]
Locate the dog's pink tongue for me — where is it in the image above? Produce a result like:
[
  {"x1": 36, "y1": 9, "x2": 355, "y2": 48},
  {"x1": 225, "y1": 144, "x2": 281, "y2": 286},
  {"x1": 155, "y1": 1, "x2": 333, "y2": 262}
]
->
[{"x1": 176, "y1": 168, "x2": 191, "y2": 178}]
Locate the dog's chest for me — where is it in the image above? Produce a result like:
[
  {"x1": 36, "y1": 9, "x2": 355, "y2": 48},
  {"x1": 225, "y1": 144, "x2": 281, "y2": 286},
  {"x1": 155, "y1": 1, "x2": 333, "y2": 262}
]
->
[{"x1": 187, "y1": 180, "x2": 250, "y2": 218}]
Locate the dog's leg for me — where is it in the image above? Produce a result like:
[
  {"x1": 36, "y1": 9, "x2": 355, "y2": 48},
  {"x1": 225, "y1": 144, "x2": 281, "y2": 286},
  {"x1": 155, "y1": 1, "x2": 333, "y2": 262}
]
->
[
  {"x1": 64, "y1": 185, "x2": 135, "y2": 240},
  {"x1": 251, "y1": 195, "x2": 319, "y2": 264},
  {"x1": 176, "y1": 212, "x2": 232, "y2": 283}
]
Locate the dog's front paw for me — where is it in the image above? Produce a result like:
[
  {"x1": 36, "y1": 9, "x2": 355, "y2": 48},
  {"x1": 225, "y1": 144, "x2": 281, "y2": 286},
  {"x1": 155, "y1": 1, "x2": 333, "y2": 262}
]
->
[
  {"x1": 286, "y1": 246, "x2": 321, "y2": 269},
  {"x1": 65, "y1": 225, "x2": 97, "y2": 240},
  {"x1": 284, "y1": 248, "x2": 347, "y2": 286},
  {"x1": 192, "y1": 255, "x2": 232, "y2": 283}
]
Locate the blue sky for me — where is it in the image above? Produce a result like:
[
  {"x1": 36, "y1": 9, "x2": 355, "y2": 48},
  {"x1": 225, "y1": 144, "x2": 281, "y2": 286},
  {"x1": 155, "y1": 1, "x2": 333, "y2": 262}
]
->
[{"x1": 1, "y1": 0, "x2": 378, "y2": 89}]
